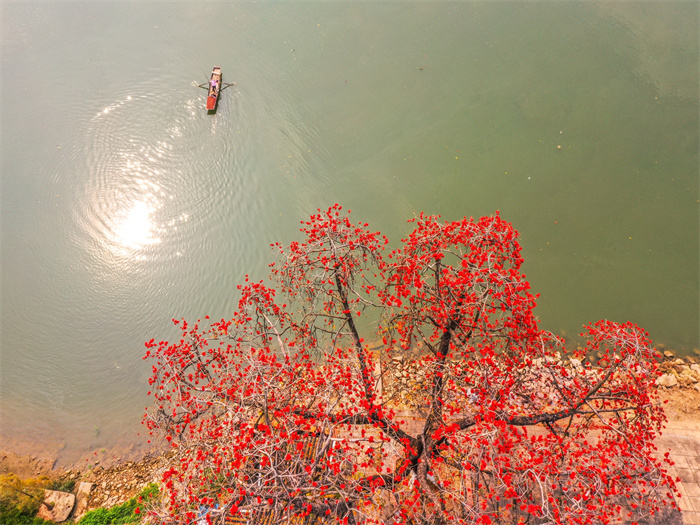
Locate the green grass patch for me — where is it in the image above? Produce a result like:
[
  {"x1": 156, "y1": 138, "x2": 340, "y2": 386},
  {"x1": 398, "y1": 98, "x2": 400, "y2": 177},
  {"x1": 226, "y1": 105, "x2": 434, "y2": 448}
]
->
[
  {"x1": 0, "y1": 501, "x2": 55, "y2": 525},
  {"x1": 48, "y1": 478, "x2": 77, "y2": 494},
  {"x1": 78, "y1": 483, "x2": 159, "y2": 525}
]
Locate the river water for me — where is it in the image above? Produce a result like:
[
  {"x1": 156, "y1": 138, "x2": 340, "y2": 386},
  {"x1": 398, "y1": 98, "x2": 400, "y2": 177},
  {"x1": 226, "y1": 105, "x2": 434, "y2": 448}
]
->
[{"x1": 2, "y1": 2, "x2": 697, "y2": 464}]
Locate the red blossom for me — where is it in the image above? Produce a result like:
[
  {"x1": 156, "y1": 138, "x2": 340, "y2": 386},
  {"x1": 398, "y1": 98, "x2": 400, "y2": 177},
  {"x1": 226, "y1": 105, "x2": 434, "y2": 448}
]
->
[{"x1": 142, "y1": 205, "x2": 677, "y2": 525}]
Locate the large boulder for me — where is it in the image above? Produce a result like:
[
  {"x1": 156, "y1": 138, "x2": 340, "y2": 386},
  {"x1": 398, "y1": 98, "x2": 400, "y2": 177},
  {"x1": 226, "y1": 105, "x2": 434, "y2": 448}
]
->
[
  {"x1": 656, "y1": 374, "x2": 678, "y2": 388},
  {"x1": 72, "y1": 481, "x2": 94, "y2": 521},
  {"x1": 678, "y1": 366, "x2": 699, "y2": 386},
  {"x1": 36, "y1": 490, "x2": 75, "y2": 522}
]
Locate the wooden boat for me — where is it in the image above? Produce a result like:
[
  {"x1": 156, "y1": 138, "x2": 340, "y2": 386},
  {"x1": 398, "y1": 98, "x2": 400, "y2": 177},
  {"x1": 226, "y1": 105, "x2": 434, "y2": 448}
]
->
[{"x1": 206, "y1": 66, "x2": 222, "y2": 111}]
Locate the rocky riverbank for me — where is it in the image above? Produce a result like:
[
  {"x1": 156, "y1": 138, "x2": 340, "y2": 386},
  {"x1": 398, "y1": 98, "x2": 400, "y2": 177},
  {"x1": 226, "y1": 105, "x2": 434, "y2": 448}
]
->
[
  {"x1": 0, "y1": 448, "x2": 171, "y2": 522},
  {"x1": 2, "y1": 351, "x2": 699, "y2": 521},
  {"x1": 657, "y1": 352, "x2": 700, "y2": 389}
]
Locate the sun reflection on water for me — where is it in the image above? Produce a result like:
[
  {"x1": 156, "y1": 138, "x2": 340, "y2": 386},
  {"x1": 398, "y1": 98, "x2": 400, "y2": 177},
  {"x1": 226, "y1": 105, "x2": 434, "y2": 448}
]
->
[
  {"x1": 111, "y1": 199, "x2": 161, "y2": 253},
  {"x1": 84, "y1": 91, "x2": 205, "y2": 264}
]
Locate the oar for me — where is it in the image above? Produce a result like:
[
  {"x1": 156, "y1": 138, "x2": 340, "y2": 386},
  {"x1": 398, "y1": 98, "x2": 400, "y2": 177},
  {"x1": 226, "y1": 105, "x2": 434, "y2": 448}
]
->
[{"x1": 194, "y1": 75, "x2": 210, "y2": 89}]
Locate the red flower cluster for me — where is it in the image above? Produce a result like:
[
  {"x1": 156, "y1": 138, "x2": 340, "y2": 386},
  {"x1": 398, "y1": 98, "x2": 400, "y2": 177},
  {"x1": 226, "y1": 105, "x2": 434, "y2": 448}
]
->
[{"x1": 143, "y1": 205, "x2": 676, "y2": 525}]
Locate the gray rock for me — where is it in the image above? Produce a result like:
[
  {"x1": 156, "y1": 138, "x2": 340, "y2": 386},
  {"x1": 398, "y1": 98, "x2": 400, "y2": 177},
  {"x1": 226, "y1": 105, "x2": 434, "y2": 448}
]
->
[
  {"x1": 678, "y1": 367, "x2": 699, "y2": 384},
  {"x1": 72, "y1": 482, "x2": 94, "y2": 521},
  {"x1": 656, "y1": 374, "x2": 678, "y2": 388},
  {"x1": 569, "y1": 358, "x2": 583, "y2": 372},
  {"x1": 36, "y1": 490, "x2": 75, "y2": 523}
]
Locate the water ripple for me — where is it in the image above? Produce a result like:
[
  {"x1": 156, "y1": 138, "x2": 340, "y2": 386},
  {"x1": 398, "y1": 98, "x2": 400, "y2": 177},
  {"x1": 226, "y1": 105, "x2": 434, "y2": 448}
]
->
[{"x1": 76, "y1": 83, "x2": 243, "y2": 265}]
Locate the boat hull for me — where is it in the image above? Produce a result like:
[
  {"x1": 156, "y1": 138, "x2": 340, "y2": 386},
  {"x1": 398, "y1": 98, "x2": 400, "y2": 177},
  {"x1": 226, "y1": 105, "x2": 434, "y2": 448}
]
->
[{"x1": 206, "y1": 66, "x2": 222, "y2": 111}]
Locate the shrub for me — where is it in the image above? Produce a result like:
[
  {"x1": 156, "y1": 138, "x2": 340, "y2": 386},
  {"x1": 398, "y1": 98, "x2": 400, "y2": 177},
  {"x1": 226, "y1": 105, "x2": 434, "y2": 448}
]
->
[{"x1": 0, "y1": 474, "x2": 53, "y2": 525}]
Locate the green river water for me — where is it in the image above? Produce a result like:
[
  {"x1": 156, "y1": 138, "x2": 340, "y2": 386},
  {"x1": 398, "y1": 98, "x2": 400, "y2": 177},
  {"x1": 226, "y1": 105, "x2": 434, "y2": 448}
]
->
[{"x1": 1, "y1": 2, "x2": 697, "y2": 464}]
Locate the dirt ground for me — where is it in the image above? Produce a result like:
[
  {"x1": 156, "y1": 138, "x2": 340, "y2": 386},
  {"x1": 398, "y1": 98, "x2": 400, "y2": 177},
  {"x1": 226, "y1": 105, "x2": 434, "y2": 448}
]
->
[{"x1": 658, "y1": 386, "x2": 700, "y2": 422}]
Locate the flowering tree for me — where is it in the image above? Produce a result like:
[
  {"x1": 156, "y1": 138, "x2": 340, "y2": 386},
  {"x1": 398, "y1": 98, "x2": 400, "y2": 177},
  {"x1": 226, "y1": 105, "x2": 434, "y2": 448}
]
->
[{"x1": 144, "y1": 205, "x2": 677, "y2": 525}]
